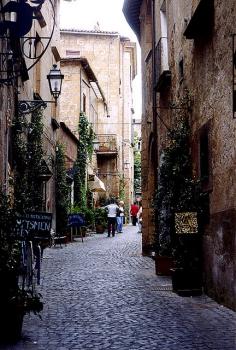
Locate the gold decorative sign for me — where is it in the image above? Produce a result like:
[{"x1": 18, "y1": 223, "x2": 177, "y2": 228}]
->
[{"x1": 175, "y1": 212, "x2": 198, "y2": 234}]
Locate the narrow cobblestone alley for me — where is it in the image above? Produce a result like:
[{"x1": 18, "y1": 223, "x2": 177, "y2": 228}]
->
[{"x1": 3, "y1": 225, "x2": 236, "y2": 350}]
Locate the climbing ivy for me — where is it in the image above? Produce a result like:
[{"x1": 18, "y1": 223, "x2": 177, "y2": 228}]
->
[
  {"x1": 27, "y1": 109, "x2": 44, "y2": 211},
  {"x1": 119, "y1": 175, "x2": 125, "y2": 201},
  {"x1": 12, "y1": 113, "x2": 28, "y2": 213},
  {"x1": 133, "y1": 133, "x2": 141, "y2": 195},
  {"x1": 55, "y1": 143, "x2": 70, "y2": 234},
  {"x1": 13, "y1": 108, "x2": 45, "y2": 213},
  {"x1": 74, "y1": 113, "x2": 95, "y2": 208}
]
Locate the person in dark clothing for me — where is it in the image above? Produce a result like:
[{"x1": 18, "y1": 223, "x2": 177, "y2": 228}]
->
[
  {"x1": 130, "y1": 202, "x2": 139, "y2": 226},
  {"x1": 104, "y1": 198, "x2": 119, "y2": 237}
]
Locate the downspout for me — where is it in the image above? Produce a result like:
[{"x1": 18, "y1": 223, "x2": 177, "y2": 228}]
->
[
  {"x1": 152, "y1": 0, "x2": 158, "y2": 226},
  {"x1": 80, "y1": 68, "x2": 82, "y2": 114}
]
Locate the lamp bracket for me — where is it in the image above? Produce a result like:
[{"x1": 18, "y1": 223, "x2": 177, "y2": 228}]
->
[
  {"x1": 18, "y1": 95, "x2": 56, "y2": 114},
  {"x1": 0, "y1": 0, "x2": 55, "y2": 86}
]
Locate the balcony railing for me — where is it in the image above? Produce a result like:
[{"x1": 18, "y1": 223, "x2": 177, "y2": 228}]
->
[
  {"x1": 155, "y1": 37, "x2": 171, "y2": 92},
  {"x1": 94, "y1": 134, "x2": 118, "y2": 156}
]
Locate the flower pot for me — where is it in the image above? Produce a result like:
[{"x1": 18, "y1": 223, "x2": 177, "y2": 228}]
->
[
  {"x1": 0, "y1": 307, "x2": 24, "y2": 343},
  {"x1": 171, "y1": 267, "x2": 202, "y2": 296},
  {"x1": 95, "y1": 224, "x2": 105, "y2": 234},
  {"x1": 155, "y1": 255, "x2": 173, "y2": 276}
]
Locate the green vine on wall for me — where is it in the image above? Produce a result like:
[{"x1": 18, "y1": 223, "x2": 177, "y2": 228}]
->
[
  {"x1": 13, "y1": 108, "x2": 45, "y2": 213},
  {"x1": 27, "y1": 109, "x2": 44, "y2": 210},
  {"x1": 12, "y1": 114, "x2": 28, "y2": 213},
  {"x1": 119, "y1": 175, "x2": 125, "y2": 201},
  {"x1": 74, "y1": 113, "x2": 95, "y2": 208},
  {"x1": 55, "y1": 143, "x2": 70, "y2": 234},
  {"x1": 133, "y1": 133, "x2": 141, "y2": 195}
]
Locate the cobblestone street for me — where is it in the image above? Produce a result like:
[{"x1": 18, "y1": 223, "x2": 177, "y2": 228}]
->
[{"x1": 3, "y1": 225, "x2": 236, "y2": 350}]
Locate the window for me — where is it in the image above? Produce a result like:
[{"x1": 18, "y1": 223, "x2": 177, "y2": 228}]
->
[
  {"x1": 155, "y1": 0, "x2": 171, "y2": 91},
  {"x1": 179, "y1": 58, "x2": 184, "y2": 82},
  {"x1": 82, "y1": 93, "x2": 86, "y2": 113},
  {"x1": 184, "y1": 0, "x2": 214, "y2": 40}
]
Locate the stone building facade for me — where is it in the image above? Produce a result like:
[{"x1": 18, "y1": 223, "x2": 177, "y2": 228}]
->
[
  {"x1": 59, "y1": 55, "x2": 107, "y2": 204},
  {"x1": 0, "y1": 0, "x2": 62, "y2": 229},
  {"x1": 60, "y1": 29, "x2": 137, "y2": 209},
  {"x1": 18, "y1": 0, "x2": 62, "y2": 225},
  {"x1": 124, "y1": 0, "x2": 236, "y2": 310}
]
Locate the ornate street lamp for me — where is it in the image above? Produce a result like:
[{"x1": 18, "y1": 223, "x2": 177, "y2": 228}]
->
[
  {"x1": 18, "y1": 64, "x2": 64, "y2": 114},
  {"x1": 47, "y1": 64, "x2": 64, "y2": 102}
]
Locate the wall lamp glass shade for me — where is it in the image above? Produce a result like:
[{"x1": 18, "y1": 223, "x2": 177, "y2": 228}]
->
[
  {"x1": 47, "y1": 64, "x2": 64, "y2": 100},
  {"x1": 92, "y1": 138, "x2": 100, "y2": 151},
  {"x1": 124, "y1": 161, "x2": 130, "y2": 170}
]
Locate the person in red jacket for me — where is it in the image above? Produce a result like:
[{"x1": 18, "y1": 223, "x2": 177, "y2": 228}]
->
[{"x1": 130, "y1": 202, "x2": 139, "y2": 226}]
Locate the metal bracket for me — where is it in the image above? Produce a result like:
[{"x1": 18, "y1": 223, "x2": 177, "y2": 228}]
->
[
  {"x1": 18, "y1": 99, "x2": 47, "y2": 114},
  {"x1": 18, "y1": 92, "x2": 57, "y2": 114},
  {"x1": 0, "y1": 0, "x2": 55, "y2": 86}
]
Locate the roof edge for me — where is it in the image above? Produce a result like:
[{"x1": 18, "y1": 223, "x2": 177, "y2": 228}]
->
[{"x1": 122, "y1": 0, "x2": 142, "y2": 41}]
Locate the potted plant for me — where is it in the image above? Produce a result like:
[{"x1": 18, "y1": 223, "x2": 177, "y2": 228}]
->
[
  {"x1": 154, "y1": 151, "x2": 175, "y2": 276},
  {"x1": 154, "y1": 118, "x2": 204, "y2": 280},
  {"x1": 0, "y1": 191, "x2": 43, "y2": 343},
  {"x1": 94, "y1": 207, "x2": 107, "y2": 233}
]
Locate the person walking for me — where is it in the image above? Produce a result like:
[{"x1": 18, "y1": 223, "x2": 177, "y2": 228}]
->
[
  {"x1": 130, "y1": 202, "x2": 139, "y2": 226},
  {"x1": 104, "y1": 198, "x2": 119, "y2": 237},
  {"x1": 116, "y1": 200, "x2": 125, "y2": 233},
  {"x1": 137, "y1": 204, "x2": 142, "y2": 233}
]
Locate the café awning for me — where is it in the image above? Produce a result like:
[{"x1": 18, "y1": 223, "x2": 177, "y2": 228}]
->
[{"x1": 88, "y1": 175, "x2": 106, "y2": 192}]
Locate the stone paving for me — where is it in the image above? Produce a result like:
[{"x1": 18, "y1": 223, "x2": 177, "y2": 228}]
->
[{"x1": 2, "y1": 225, "x2": 236, "y2": 350}]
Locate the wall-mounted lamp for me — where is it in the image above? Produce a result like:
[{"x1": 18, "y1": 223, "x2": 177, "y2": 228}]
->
[
  {"x1": 18, "y1": 64, "x2": 64, "y2": 114},
  {"x1": 124, "y1": 161, "x2": 130, "y2": 170},
  {"x1": 92, "y1": 138, "x2": 100, "y2": 151},
  {"x1": 47, "y1": 64, "x2": 64, "y2": 102}
]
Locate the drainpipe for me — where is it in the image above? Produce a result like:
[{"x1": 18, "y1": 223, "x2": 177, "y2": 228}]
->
[
  {"x1": 152, "y1": 0, "x2": 158, "y2": 228},
  {"x1": 80, "y1": 67, "x2": 82, "y2": 114}
]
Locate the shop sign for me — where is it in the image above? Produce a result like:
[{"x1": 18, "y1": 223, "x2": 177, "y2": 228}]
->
[
  {"x1": 16, "y1": 212, "x2": 52, "y2": 238},
  {"x1": 175, "y1": 212, "x2": 198, "y2": 234}
]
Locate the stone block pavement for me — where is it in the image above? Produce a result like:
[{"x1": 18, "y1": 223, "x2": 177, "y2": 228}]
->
[{"x1": 2, "y1": 225, "x2": 236, "y2": 350}]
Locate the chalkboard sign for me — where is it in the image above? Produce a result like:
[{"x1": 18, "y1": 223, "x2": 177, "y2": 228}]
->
[
  {"x1": 16, "y1": 212, "x2": 52, "y2": 238},
  {"x1": 68, "y1": 213, "x2": 85, "y2": 227}
]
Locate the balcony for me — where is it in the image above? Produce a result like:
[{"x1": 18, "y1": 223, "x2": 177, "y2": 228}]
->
[
  {"x1": 93, "y1": 134, "x2": 118, "y2": 157},
  {"x1": 184, "y1": 0, "x2": 214, "y2": 40},
  {"x1": 155, "y1": 37, "x2": 171, "y2": 92}
]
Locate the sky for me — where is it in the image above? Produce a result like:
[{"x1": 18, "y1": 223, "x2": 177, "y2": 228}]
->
[{"x1": 60, "y1": 0, "x2": 142, "y2": 118}]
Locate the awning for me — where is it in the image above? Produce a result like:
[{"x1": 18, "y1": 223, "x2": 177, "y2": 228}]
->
[{"x1": 88, "y1": 175, "x2": 106, "y2": 192}]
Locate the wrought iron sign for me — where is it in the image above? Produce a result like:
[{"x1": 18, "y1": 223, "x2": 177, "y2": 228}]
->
[
  {"x1": 0, "y1": 0, "x2": 55, "y2": 85},
  {"x1": 233, "y1": 34, "x2": 236, "y2": 118}
]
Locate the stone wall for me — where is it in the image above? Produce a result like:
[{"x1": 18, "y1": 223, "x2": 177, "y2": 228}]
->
[
  {"x1": 161, "y1": 0, "x2": 236, "y2": 309},
  {"x1": 60, "y1": 30, "x2": 136, "y2": 208},
  {"x1": 139, "y1": 1, "x2": 156, "y2": 255}
]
